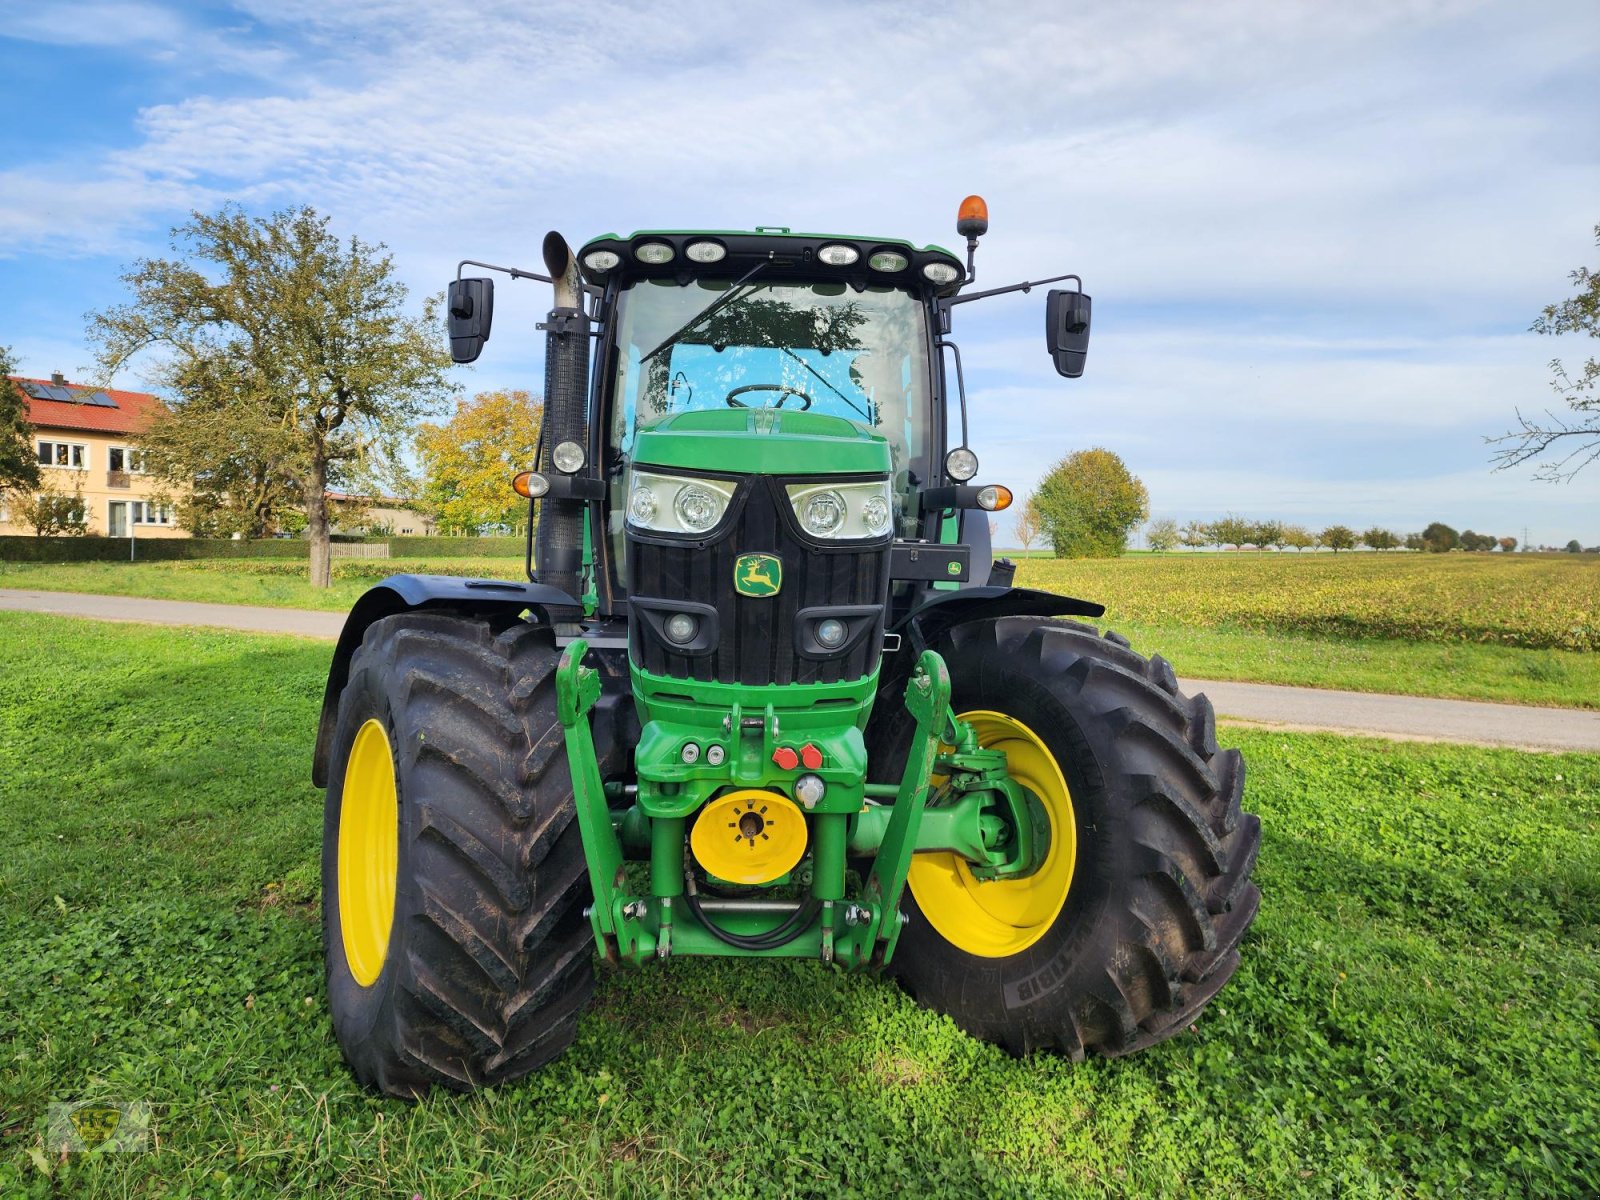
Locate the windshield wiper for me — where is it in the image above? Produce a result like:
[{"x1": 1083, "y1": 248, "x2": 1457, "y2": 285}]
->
[
  {"x1": 778, "y1": 346, "x2": 871, "y2": 421},
  {"x1": 640, "y1": 259, "x2": 770, "y2": 365}
]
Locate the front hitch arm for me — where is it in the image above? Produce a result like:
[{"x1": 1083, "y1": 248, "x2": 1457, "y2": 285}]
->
[
  {"x1": 863, "y1": 649, "x2": 951, "y2": 961},
  {"x1": 554, "y1": 639, "x2": 630, "y2": 957}
]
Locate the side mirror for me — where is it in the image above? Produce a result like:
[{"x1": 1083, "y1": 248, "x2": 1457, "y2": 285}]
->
[
  {"x1": 447, "y1": 277, "x2": 494, "y2": 363},
  {"x1": 1045, "y1": 289, "x2": 1092, "y2": 378}
]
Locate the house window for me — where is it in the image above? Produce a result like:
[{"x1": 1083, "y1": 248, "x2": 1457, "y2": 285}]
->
[
  {"x1": 38, "y1": 440, "x2": 88, "y2": 469},
  {"x1": 132, "y1": 501, "x2": 174, "y2": 526},
  {"x1": 108, "y1": 447, "x2": 147, "y2": 473}
]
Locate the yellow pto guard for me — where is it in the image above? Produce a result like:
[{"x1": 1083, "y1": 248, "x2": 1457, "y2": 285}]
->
[{"x1": 690, "y1": 789, "x2": 808, "y2": 885}]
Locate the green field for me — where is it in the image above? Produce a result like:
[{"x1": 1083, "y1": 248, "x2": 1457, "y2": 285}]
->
[
  {"x1": 2, "y1": 613, "x2": 1597, "y2": 1197},
  {"x1": 3, "y1": 553, "x2": 1598, "y2": 708}
]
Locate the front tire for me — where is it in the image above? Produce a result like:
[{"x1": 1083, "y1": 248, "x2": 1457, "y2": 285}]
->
[
  {"x1": 321, "y1": 612, "x2": 617, "y2": 1097},
  {"x1": 883, "y1": 617, "x2": 1261, "y2": 1058}
]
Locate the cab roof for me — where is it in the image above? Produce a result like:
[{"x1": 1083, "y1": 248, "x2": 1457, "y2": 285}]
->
[{"x1": 576, "y1": 228, "x2": 966, "y2": 298}]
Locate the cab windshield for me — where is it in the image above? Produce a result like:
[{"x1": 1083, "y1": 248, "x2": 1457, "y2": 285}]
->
[{"x1": 607, "y1": 277, "x2": 932, "y2": 498}]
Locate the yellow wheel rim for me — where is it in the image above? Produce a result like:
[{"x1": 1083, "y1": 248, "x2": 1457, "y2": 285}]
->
[
  {"x1": 907, "y1": 710, "x2": 1077, "y2": 958},
  {"x1": 338, "y1": 718, "x2": 399, "y2": 987}
]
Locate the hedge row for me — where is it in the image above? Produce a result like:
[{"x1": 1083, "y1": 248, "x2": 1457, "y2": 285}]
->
[
  {"x1": 0, "y1": 535, "x2": 526, "y2": 563},
  {"x1": 386, "y1": 537, "x2": 524, "y2": 558}
]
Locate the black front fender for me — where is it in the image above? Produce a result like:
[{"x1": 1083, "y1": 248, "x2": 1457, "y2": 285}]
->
[
  {"x1": 310, "y1": 574, "x2": 579, "y2": 787},
  {"x1": 890, "y1": 585, "x2": 1105, "y2": 655}
]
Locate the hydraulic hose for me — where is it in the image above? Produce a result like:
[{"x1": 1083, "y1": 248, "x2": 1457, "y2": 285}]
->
[{"x1": 681, "y1": 880, "x2": 822, "y2": 951}]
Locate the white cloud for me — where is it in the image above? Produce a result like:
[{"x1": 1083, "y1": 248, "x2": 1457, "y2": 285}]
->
[{"x1": 2, "y1": 0, "x2": 1597, "y2": 542}]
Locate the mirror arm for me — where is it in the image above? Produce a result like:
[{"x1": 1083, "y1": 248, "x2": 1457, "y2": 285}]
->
[
  {"x1": 454, "y1": 260, "x2": 609, "y2": 326},
  {"x1": 455, "y1": 258, "x2": 553, "y2": 285},
  {"x1": 946, "y1": 272, "x2": 1082, "y2": 307}
]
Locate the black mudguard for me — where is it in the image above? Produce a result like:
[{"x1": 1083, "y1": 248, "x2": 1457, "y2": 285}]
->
[
  {"x1": 310, "y1": 574, "x2": 580, "y2": 787},
  {"x1": 890, "y1": 585, "x2": 1105, "y2": 656}
]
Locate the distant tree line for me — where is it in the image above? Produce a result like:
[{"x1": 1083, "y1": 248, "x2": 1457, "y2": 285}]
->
[{"x1": 1140, "y1": 516, "x2": 1527, "y2": 553}]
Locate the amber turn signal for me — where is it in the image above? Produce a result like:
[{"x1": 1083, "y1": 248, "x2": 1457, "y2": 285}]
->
[
  {"x1": 976, "y1": 484, "x2": 1012, "y2": 511},
  {"x1": 512, "y1": 471, "x2": 550, "y2": 499}
]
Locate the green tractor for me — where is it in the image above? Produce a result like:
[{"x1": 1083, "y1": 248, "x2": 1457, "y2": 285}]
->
[{"x1": 312, "y1": 198, "x2": 1261, "y2": 1096}]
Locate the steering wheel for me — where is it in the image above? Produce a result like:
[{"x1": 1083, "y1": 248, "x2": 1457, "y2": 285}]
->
[{"x1": 725, "y1": 384, "x2": 813, "y2": 410}]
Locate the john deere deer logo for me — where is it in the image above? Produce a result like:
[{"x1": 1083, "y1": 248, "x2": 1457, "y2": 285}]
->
[{"x1": 734, "y1": 553, "x2": 782, "y2": 598}]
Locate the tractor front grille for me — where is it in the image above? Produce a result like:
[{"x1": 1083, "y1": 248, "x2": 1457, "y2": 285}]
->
[{"x1": 628, "y1": 476, "x2": 891, "y2": 687}]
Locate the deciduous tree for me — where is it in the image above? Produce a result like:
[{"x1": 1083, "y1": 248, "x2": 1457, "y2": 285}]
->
[
  {"x1": 1361, "y1": 527, "x2": 1399, "y2": 551},
  {"x1": 1318, "y1": 524, "x2": 1356, "y2": 552},
  {"x1": 1033, "y1": 448, "x2": 1149, "y2": 558},
  {"x1": 86, "y1": 204, "x2": 452, "y2": 586},
  {"x1": 1460, "y1": 529, "x2": 1497, "y2": 552},
  {"x1": 416, "y1": 390, "x2": 544, "y2": 535},
  {"x1": 1145, "y1": 517, "x2": 1179, "y2": 552},
  {"x1": 1013, "y1": 496, "x2": 1043, "y2": 553},
  {"x1": 1497, "y1": 536, "x2": 1518, "y2": 553},
  {"x1": 18, "y1": 479, "x2": 87, "y2": 537},
  {"x1": 1209, "y1": 513, "x2": 1253, "y2": 551},
  {"x1": 1283, "y1": 524, "x2": 1316, "y2": 552},
  {"x1": 1422, "y1": 522, "x2": 1459, "y2": 553},
  {"x1": 1179, "y1": 520, "x2": 1212, "y2": 549},
  {"x1": 1491, "y1": 224, "x2": 1600, "y2": 479},
  {"x1": 0, "y1": 346, "x2": 39, "y2": 505},
  {"x1": 1250, "y1": 520, "x2": 1287, "y2": 551},
  {"x1": 1565, "y1": 539, "x2": 1582, "y2": 553}
]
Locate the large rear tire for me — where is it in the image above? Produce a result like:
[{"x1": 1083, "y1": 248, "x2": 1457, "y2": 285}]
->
[
  {"x1": 881, "y1": 617, "x2": 1261, "y2": 1058},
  {"x1": 321, "y1": 612, "x2": 617, "y2": 1097}
]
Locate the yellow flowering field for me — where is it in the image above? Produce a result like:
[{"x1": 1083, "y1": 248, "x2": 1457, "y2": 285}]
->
[{"x1": 1016, "y1": 552, "x2": 1600, "y2": 651}]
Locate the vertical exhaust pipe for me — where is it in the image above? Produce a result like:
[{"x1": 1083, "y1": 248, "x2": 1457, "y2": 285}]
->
[{"x1": 537, "y1": 232, "x2": 590, "y2": 602}]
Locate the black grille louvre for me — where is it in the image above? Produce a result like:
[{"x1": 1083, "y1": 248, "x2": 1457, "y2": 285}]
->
[{"x1": 629, "y1": 477, "x2": 890, "y2": 686}]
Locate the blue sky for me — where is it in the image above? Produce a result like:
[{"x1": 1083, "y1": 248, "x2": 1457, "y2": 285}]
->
[{"x1": 2, "y1": 0, "x2": 1597, "y2": 545}]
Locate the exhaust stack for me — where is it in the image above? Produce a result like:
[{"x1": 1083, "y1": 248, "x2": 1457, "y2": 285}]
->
[{"x1": 536, "y1": 232, "x2": 590, "y2": 602}]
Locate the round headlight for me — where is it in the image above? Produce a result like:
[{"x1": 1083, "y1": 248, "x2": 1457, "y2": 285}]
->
[
  {"x1": 552, "y1": 440, "x2": 585, "y2": 473},
  {"x1": 861, "y1": 494, "x2": 891, "y2": 535},
  {"x1": 629, "y1": 485, "x2": 658, "y2": 524},
  {"x1": 582, "y1": 249, "x2": 621, "y2": 272},
  {"x1": 674, "y1": 484, "x2": 723, "y2": 531},
  {"x1": 665, "y1": 612, "x2": 699, "y2": 645},
  {"x1": 685, "y1": 240, "x2": 727, "y2": 263},
  {"x1": 817, "y1": 243, "x2": 860, "y2": 267},
  {"x1": 945, "y1": 447, "x2": 979, "y2": 481},
  {"x1": 635, "y1": 242, "x2": 675, "y2": 264},
  {"x1": 801, "y1": 490, "x2": 847, "y2": 536},
  {"x1": 868, "y1": 250, "x2": 908, "y2": 272},
  {"x1": 922, "y1": 261, "x2": 961, "y2": 285},
  {"x1": 815, "y1": 617, "x2": 848, "y2": 649}
]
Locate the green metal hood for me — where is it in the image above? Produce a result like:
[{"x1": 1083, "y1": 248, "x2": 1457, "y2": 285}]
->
[{"x1": 632, "y1": 409, "x2": 891, "y2": 475}]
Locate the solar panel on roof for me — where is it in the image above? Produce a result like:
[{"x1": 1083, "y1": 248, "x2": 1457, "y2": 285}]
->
[
  {"x1": 43, "y1": 385, "x2": 76, "y2": 402},
  {"x1": 18, "y1": 381, "x2": 49, "y2": 399},
  {"x1": 83, "y1": 391, "x2": 117, "y2": 407}
]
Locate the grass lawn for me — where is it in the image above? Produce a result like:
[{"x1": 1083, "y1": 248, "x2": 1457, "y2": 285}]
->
[
  {"x1": 3, "y1": 556, "x2": 1598, "y2": 709},
  {"x1": 1, "y1": 612, "x2": 1597, "y2": 1197}
]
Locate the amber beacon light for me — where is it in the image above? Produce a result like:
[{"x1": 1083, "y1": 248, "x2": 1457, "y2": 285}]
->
[{"x1": 956, "y1": 194, "x2": 989, "y2": 239}]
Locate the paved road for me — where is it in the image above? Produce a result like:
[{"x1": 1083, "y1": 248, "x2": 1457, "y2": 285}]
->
[{"x1": 4, "y1": 587, "x2": 1598, "y2": 753}]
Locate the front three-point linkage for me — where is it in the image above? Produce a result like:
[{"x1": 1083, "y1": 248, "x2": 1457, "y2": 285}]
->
[{"x1": 555, "y1": 641, "x2": 966, "y2": 968}]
